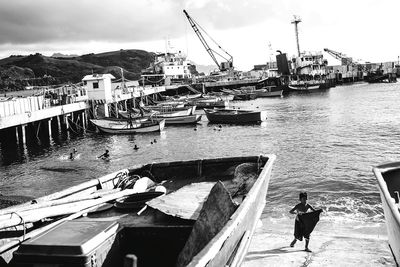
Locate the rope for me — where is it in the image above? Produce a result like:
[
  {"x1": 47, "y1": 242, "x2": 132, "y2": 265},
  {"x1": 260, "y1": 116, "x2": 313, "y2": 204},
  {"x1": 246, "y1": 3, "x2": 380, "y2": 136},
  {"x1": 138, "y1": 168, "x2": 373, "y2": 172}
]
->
[{"x1": 11, "y1": 212, "x2": 26, "y2": 241}]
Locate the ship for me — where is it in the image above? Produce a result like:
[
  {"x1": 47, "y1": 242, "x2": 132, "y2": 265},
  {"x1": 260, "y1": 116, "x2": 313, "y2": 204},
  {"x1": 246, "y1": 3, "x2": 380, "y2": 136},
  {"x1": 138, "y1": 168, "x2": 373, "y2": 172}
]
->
[{"x1": 140, "y1": 50, "x2": 196, "y2": 86}]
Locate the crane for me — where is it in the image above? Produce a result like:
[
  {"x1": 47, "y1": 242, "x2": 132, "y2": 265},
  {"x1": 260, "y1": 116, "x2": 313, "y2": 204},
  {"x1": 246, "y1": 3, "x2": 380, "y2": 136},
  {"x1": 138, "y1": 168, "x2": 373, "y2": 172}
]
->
[
  {"x1": 323, "y1": 48, "x2": 364, "y2": 70},
  {"x1": 183, "y1": 10, "x2": 233, "y2": 72},
  {"x1": 291, "y1": 15, "x2": 302, "y2": 57}
]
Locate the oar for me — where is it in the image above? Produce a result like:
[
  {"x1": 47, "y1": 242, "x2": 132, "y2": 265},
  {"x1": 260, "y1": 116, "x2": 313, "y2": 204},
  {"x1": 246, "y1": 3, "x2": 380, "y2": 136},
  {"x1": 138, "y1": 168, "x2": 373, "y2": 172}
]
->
[
  {"x1": 0, "y1": 188, "x2": 137, "y2": 230},
  {"x1": 0, "y1": 189, "x2": 121, "y2": 216}
]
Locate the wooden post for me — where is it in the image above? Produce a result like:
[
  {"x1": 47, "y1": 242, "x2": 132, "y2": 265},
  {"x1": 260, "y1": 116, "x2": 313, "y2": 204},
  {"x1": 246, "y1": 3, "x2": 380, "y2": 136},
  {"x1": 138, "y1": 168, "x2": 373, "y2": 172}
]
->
[
  {"x1": 124, "y1": 255, "x2": 137, "y2": 267},
  {"x1": 47, "y1": 118, "x2": 52, "y2": 138},
  {"x1": 115, "y1": 102, "x2": 119, "y2": 118},
  {"x1": 15, "y1": 126, "x2": 19, "y2": 144},
  {"x1": 81, "y1": 111, "x2": 86, "y2": 131},
  {"x1": 57, "y1": 115, "x2": 61, "y2": 131},
  {"x1": 124, "y1": 100, "x2": 128, "y2": 111},
  {"x1": 21, "y1": 124, "x2": 26, "y2": 144}
]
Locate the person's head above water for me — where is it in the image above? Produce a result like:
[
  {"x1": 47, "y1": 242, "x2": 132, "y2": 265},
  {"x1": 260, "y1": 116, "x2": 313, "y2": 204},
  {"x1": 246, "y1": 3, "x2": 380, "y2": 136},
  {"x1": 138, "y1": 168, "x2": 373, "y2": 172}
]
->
[{"x1": 299, "y1": 192, "x2": 307, "y2": 204}]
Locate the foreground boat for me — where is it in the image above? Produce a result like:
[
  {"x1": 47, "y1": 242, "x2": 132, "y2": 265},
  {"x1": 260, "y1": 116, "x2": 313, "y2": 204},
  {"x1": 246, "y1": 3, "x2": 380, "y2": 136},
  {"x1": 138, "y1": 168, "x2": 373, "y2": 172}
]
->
[
  {"x1": 204, "y1": 108, "x2": 267, "y2": 124},
  {"x1": 0, "y1": 155, "x2": 276, "y2": 267},
  {"x1": 91, "y1": 118, "x2": 165, "y2": 134},
  {"x1": 373, "y1": 162, "x2": 400, "y2": 264}
]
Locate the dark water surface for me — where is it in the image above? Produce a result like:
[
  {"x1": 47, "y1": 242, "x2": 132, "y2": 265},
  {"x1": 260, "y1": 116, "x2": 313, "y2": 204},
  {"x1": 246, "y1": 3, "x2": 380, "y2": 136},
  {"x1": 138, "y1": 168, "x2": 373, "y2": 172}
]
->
[{"x1": 1, "y1": 82, "x2": 400, "y2": 226}]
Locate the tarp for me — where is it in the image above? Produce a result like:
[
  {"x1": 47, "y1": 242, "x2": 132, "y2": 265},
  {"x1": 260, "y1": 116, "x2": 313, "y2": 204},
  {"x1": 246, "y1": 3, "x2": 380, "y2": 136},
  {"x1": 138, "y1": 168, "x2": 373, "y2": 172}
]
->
[
  {"x1": 146, "y1": 182, "x2": 216, "y2": 220},
  {"x1": 176, "y1": 181, "x2": 237, "y2": 267},
  {"x1": 295, "y1": 209, "x2": 323, "y2": 241}
]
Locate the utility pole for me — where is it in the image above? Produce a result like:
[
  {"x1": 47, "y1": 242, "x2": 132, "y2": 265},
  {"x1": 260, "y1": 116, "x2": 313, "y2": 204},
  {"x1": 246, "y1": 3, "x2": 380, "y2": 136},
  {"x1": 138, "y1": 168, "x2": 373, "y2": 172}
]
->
[{"x1": 291, "y1": 15, "x2": 302, "y2": 57}]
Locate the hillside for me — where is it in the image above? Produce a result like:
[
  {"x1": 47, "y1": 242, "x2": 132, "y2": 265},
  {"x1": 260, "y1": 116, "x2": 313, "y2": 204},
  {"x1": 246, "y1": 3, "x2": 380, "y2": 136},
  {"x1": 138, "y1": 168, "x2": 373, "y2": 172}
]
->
[{"x1": 0, "y1": 49, "x2": 155, "y2": 90}]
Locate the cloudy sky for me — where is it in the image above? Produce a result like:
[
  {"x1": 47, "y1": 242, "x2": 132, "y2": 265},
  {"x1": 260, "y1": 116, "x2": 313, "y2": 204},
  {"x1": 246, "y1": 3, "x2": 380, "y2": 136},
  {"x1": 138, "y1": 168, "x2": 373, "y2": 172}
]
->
[{"x1": 1, "y1": 0, "x2": 399, "y2": 70}]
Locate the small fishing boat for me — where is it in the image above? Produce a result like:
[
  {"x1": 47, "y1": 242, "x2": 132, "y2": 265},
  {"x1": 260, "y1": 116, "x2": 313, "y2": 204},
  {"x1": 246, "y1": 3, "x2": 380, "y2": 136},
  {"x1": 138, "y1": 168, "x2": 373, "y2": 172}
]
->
[
  {"x1": 0, "y1": 155, "x2": 276, "y2": 267},
  {"x1": 288, "y1": 84, "x2": 321, "y2": 91},
  {"x1": 255, "y1": 87, "x2": 283, "y2": 98},
  {"x1": 204, "y1": 108, "x2": 267, "y2": 124},
  {"x1": 152, "y1": 114, "x2": 202, "y2": 125},
  {"x1": 203, "y1": 92, "x2": 235, "y2": 101},
  {"x1": 90, "y1": 118, "x2": 165, "y2": 134},
  {"x1": 373, "y1": 162, "x2": 400, "y2": 263},
  {"x1": 188, "y1": 97, "x2": 228, "y2": 109},
  {"x1": 165, "y1": 93, "x2": 202, "y2": 101},
  {"x1": 145, "y1": 106, "x2": 196, "y2": 116}
]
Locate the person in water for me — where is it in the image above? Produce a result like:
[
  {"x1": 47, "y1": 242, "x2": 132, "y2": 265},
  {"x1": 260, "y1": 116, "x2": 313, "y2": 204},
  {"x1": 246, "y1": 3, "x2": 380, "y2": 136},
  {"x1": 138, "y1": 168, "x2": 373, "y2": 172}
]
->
[
  {"x1": 289, "y1": 192, "x2": 316, "y2": 252},
  {"x1": 98, "y1": 149, "x2": 110, "y2": 159},
  {"x1": 69, "y1": 152, "x2": 74, "y2": 160}
]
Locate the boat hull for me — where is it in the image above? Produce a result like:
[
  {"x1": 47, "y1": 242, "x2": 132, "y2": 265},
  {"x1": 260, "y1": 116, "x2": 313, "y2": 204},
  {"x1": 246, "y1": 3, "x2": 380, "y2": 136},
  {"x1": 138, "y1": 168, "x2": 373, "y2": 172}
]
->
[
  {"x1": 2, "y1": 155, "x2": 276, "y2": 267},
  {"x1": 204, "y1": 108, "x2": 267, "y2": 124},
  {"x1": 255, "y1": 89, "x2": 283, "y2": 98},
  {"x1": 373, "y1": 162, "x2": 400, "y2": 264},
  {"x1": 91, "y1": 119, "x2": 165, "y2": 134},
  {"x1": 288, "y1": 84, "x2": 321, "y2": 91},
  {"x1": 153, "y1": 114, "x2": 202, "y2": 125}
]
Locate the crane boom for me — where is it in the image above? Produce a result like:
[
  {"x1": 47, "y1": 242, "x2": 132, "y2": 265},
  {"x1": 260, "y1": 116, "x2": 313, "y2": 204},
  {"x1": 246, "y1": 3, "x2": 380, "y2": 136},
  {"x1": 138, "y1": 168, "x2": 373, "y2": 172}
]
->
[
  {"x1": 324, "y1": 48, "x2": 357, "y2": 67},
  {"x1": 183, "y1": 10, "x2": 233, "y2": 72}
]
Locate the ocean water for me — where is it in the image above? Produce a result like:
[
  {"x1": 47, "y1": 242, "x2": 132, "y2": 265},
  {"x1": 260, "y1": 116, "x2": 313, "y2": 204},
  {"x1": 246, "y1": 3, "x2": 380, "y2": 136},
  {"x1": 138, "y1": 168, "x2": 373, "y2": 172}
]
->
[{"x1": 1, "y1": 82, "x2": 400, "y2": 229}]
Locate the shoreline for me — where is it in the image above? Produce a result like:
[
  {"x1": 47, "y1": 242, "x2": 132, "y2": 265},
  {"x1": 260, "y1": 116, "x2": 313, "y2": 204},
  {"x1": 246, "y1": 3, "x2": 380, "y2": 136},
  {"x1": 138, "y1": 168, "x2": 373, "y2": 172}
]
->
[{"x1": 244, "y1": 217, "x2": 394, "y2": 266}]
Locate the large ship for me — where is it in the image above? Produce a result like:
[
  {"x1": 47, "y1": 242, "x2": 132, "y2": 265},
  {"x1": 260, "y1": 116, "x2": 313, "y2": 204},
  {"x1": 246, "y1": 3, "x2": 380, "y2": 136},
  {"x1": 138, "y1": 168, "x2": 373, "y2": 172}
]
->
[
  {"x1": 140, "y1": 50, "x2": 196, "y2": 86},
  {"x1": 288, "y1": 51, "x2": 331, "y2": 91}
]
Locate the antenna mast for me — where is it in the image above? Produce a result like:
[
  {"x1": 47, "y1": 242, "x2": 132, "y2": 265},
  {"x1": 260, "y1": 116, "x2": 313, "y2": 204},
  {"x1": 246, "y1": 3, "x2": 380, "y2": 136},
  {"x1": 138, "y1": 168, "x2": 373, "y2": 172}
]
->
[{"x1": 291, "y1": 15, "x2": 302, "y2": 57}]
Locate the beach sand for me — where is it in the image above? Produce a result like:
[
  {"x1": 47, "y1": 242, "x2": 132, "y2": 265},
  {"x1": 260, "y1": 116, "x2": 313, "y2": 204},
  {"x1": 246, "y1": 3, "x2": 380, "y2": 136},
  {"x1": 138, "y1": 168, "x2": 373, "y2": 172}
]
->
[{"x1": 243, "y1": 217, "x2": 395, "y2": 266}]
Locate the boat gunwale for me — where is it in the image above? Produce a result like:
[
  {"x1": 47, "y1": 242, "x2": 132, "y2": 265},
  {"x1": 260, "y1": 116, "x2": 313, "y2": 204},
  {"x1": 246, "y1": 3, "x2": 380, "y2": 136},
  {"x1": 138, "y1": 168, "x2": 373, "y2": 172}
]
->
[{"x1": 373, "y1": 163, "x2": 400, "y2": 228}]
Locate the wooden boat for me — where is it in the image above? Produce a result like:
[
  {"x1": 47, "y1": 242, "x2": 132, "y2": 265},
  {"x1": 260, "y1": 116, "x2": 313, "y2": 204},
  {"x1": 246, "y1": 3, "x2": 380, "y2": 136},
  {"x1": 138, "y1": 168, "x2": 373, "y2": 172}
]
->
[
  {"x1": 145, "y1": 106, "x2": 196, "y2": 116},
  {"x1": 0, "y1": 155, "x2": 276, "y2": 267},
  {"x1": 188, "y1": 97, "x2": 228, "y2": 109},
  {"x1": 152, "y1": 114, "x2": 202, "y2": 125},
  {"x1": 255, "y1": 87, "x2": 283, "y2": 98},
  {"x1": 165, "y1": 93, "x2": 202, "y2": 101},
  {"x1": 90, "y1": 118, "x2": 165, "y2": 134},
  {"x1": 373, "y1": 162, "x2": 400, "y2": 263},
  {"x1": 203, "y1": 92, "x2": 235, "y2": 101},
  {"x1": 204, "y1": 108, "x2": 267, "y2": 124}
]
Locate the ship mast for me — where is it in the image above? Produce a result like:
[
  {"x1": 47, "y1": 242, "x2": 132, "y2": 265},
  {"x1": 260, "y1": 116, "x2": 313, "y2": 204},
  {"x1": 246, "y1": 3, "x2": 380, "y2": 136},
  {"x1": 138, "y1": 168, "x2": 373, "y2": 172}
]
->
[{"x1": 291, "y1": 15, "x2": 302, "y2": 57}]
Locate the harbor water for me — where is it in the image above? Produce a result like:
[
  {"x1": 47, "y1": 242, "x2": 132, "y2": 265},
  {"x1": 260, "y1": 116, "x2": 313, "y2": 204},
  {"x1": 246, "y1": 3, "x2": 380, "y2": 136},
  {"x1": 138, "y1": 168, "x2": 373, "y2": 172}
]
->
[{"x1": 1, "y1": 82, "x2": 400, "y2": 235}]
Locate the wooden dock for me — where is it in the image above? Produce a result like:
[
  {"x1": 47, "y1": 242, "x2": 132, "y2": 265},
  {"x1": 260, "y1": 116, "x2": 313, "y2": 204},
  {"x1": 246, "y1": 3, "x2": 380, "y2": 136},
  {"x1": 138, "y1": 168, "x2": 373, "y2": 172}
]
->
[{"x1": 243, "y1": 217, "x2": 395, "y2": 266}]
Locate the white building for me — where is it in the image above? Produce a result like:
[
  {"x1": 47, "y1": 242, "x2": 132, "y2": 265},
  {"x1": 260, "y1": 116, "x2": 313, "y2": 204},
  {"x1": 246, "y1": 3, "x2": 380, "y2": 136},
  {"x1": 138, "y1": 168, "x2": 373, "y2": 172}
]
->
[
  {"x1": 82, "y1": 74, "x2": 115, "y2": 117},
  {"x1": 82, "y1": 74, "x2": 115, "y2": 103}
]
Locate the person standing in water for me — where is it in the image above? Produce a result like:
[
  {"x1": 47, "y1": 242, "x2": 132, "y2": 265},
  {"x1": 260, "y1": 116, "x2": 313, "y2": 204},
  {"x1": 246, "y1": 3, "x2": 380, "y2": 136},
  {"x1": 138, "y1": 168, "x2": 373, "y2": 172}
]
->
[{"x1": 289, "y1": 192, "x2": 316, "y2": 252}]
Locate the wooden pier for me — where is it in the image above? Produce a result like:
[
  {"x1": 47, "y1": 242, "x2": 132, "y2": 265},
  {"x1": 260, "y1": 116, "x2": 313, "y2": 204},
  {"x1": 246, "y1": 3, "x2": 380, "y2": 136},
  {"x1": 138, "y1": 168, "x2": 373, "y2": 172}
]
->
[{"x1": 0, "y1": 75, "x2": 184, "y2": 146}]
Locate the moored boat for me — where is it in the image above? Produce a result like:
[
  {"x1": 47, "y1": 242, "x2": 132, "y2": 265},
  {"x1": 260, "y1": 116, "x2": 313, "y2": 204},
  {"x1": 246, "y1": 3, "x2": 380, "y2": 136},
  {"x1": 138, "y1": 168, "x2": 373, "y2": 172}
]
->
[
  {"x1": 152, "y1": 114, "x2": 202, "y2": 125},
  {"x1": 255, "y1": 87, "x2": 283, "y2": 98},
  {"x1": 0, "y1": 155, "x2": 276, "y2": 267},
  {"x1": 373, "y1": 162, "x2": 400, "y2": 263},
  {"x1": 287, "y1": 83, "x2": 321, "y2": 91},
  {"x1": 90, "y1": 118, "x2": 165, "y2": 134},
  {"x1": 188, "y1": 97, "x2": 228, "y2": 109},
  {"x1": 204, "y1": 108, "x2": 267, "y2": 124}
]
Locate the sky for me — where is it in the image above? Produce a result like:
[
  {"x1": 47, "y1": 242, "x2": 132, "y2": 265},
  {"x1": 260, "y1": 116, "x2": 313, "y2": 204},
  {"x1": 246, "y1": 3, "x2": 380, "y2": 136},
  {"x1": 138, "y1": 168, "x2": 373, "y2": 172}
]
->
[{"x1": 0, "y1": 0, "x2": 400, "y2": 71}]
